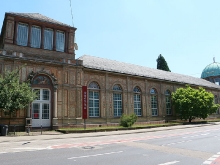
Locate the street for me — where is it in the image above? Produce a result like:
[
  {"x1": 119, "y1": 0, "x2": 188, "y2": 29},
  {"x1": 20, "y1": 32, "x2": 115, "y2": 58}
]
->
[{"x1": 0, "y1": 124, "x2": 220, "y2": 165}]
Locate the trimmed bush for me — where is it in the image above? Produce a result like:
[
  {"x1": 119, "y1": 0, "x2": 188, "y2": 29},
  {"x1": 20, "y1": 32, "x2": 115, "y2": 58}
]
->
[{"x1": 120, "y1": 113, "x2": 137, "y2": 127}]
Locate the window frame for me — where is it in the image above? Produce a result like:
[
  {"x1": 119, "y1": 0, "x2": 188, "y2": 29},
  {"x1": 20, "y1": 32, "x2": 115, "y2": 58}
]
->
[
  {"x1": 31, "y1": 25, "x2": 41, "y2": 48},
  {"x1": 17, "y1": 23, "x2": 29, "y2": 46},
  {"x1": 56, "y1": 30, "x2": 65, "y2": 52},
  {"x1": 133, "y1": 86, "x2": 142, "y2": 116},
  {"x1": 165, "y1": 90, "x2": 172, "y2": 115},
  {"x1": 113, "y1": 84, "x2": 123, "y2": 117},
  {"x1": 150, "y1": 88, "x2": 158, "y2": 116},
  {"x1": 88, "y1": 82, "x2": 100, "y2": 117},
  {"x1": 43, "y1": 28, "x2": 54, "y2": 50}
]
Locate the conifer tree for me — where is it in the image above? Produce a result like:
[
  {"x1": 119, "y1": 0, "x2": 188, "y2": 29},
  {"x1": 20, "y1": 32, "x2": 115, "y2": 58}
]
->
[{"x1": 156, "y1": 54, "x2": 171, "y2": 72}]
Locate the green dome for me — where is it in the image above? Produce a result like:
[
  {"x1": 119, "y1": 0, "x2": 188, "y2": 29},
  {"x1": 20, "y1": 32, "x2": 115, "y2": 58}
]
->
[{"x1": 201, "y1": 62, "x2": 220, "y2": 78}]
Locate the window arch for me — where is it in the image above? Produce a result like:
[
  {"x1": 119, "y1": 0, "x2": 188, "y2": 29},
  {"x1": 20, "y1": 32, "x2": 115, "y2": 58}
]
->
[
  {"x1": 33, "y1": 75, "x2": 52, "y2": 85},
  {"x1": 133, "y1": 86, "x2": 142, "y2": 116},
  {"x1": 88, "y1": 82, "x2": 100, "y2": 117},
  {"x1": 165, "y1": 90, "x2": 172, "y2": 115},
  {"x1": 150, "y1": 88, "x2": 158, "y2": 116},
  {"x1": 113, "y1": 84, "x2": 123, "y2": 117}
]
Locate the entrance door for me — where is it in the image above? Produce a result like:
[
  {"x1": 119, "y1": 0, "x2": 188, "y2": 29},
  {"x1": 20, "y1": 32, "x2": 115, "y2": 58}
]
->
[{"x1": 32, "y1": 89, "x2": 51, "y2": 127}]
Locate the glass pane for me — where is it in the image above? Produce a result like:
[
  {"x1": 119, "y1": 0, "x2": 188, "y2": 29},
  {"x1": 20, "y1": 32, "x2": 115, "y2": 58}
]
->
[
  {"x1": 165, "y1": 90, "x2": 171, "y2": 95},
  {"x1": 42, "y1": 103, "x2": 49, "y2": 119},
  {"x1": 94, "y1": 92, "x2": 99, "y2": 99},
  {"x1": 43, "y1": 89, "x2": 50, "y2": 100},
  {"x1": 31, "y1": 26, "x2": 41, "y2": 48},
  {"x1": 89, "y1": 91, "x2": 99, "y2": 117},
  {"x1": 44, "y1": 29, "x2": 53, "y2": 50},
  {"x1": 113, "y1": 85, "x2": 122, "y2": 91},
  {"x1": 32, "y1": 103, "x2": 40, "y2": 119},
  {"x1": 56, "y1": 31, "x2": 65, "y2": 52},
  {"x1": 133, "y1": 86, "x2": 141, "y2": 93},
  {"x1": 151, "y1": 95, "x2": 158, "y2": 116},
  {"x1": 33, "y1": 76, "x2": 51, "y2": 85},
  {"x1": 88, "y1": 82, "x2": 100, "y2": 89},
  {"x1": 113, "y1": 93, "x2": 122, "y2": 117},
  {"x1": 17, "y1": 24, "x2": 28, "y2": 46},
  {"x1": 150, "y1": 88, "x2": 156, "y2": 94}
]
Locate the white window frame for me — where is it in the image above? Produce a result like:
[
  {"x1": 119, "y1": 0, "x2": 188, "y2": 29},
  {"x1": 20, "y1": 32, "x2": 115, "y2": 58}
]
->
[
  {"x1": 31, "y1": 25, "x2": 41, "y2": 48},
  {"x1": 44, "y1": 28, "x2": 53, "y2": 50},
  {"x1": 17, "y1": 23, "x2": 28, "y2": 46},
  {"x1": 32, "y1": 88, "x2": 50, "y2": 120},
  {"x1": 56, "y1": 30, "x2": 65, "y2": 52},
  {"x1": 113, "y1": 85, "x2": 123, "y2": 117},
  {"x1": 133, "y1": 86, "x2": 142, "y2": 116},
  {"x1": 88, "y1": 82, "x2": 100, "y2": 117},
  {"x1": 150, "y1": 88, "x2": 158, "y2": 116}
]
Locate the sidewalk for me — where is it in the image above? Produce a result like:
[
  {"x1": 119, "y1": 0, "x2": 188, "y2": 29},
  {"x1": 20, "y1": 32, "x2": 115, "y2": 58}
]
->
[{"x1": 1, "y1": 122, "x2": 219, "y2": 143}]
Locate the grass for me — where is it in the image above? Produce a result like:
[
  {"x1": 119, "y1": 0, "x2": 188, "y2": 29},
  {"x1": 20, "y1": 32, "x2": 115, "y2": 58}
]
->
[
  {"x1": 57, "y1": 122, "x2": 182, "y2": 133},
  {"x1": 56, "y1": 119, "x2": 220, "y2": 133}
]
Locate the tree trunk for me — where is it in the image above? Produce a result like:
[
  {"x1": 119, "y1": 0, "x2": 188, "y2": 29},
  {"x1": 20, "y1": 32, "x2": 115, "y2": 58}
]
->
[{"x1": 189, "y1": 117, "x2": 192, "y2": 123}]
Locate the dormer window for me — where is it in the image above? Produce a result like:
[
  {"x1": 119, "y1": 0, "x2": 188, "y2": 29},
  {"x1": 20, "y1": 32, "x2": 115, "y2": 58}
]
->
[
  {"x1": 56, "y1": 31, "x2": 65, "y2": 52},
  {"x1": 31, "y1": 26, "x2": 41, "y2": 48},
  {"x1": 44, "y1": 28, "x2": 53, "y2": 50},
  {"x1": 15, "y1": 22, "x2": 66, "y2": 53},
  {"x1": 17, "y1": 23, "x2": 28, "y2": 46}
]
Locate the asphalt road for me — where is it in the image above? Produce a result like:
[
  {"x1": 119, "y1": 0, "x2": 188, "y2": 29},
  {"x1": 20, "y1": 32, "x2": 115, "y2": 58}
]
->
[{"x1": 1, "y1": 124, "x2": 220, "y2": 165}]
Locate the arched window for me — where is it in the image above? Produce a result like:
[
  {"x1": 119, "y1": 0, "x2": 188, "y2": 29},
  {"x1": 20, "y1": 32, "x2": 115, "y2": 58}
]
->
[
  {"x1": 133, "y1": 86, "x2": 142, "y2": 116},
  {"x1": 165, "y1": 90, "x2": 172, "y2": 115},
  {"x1": 150, "y1": 88, "x2": 158, "y2": 116},
  {"x1": 113, "y1": 84, "x2": 123, "y2": 117},
  {"x1": 88, "y1": 82, "x2": 100, "y2": 117}
]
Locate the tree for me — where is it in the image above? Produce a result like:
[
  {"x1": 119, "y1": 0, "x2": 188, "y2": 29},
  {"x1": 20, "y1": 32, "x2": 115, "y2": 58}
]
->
[
  {"x1": 156, "y1": 54, "x2": 171, "y2": 72},
  {"x1": 0, "y1": 69, "x2": 36, "y2": 123},
  {"x1": 172, "y1": 85, "x2": 219, "y2": 122}
]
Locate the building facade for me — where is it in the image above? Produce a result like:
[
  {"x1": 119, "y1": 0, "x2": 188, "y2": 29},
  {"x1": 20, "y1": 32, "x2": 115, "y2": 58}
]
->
[{"x1": 0, "y1": 12, "x2": 220, "y2": 130}]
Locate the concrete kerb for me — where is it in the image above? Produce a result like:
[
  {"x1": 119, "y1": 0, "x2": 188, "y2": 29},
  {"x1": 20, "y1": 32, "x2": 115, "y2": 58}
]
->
[{"x1": 0, "y1": 122, "x2": 219, "y2": 143}]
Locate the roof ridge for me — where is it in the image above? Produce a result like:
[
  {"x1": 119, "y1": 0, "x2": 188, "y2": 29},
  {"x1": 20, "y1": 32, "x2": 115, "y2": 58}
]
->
[
  {"x1": 79, "y1": 55, "x2": 220, "y2": 89},
  {"x1": 6, "y1": 12, "x2": 73, "y2": 28}
]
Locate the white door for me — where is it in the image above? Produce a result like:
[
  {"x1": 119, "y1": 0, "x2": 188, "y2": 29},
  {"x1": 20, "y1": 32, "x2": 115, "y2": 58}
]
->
[{"x1": 32, "y1": 89, "x2": 51, "y2": 127}]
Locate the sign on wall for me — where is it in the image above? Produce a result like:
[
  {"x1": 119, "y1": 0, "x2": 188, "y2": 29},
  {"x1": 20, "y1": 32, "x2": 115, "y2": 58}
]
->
[{"x1": 82, "y1": 86, "x2": 87, "y2": 119}]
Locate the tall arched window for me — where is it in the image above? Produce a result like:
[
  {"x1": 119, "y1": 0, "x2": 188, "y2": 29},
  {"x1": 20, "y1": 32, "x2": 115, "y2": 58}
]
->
[
  {"x1": 133, "y1": 86, "x2": 142, "y2": 116},
  {"x1": 88, "y1": 82, "x2": 100, "y2": 117},
  {"x1": 150, "y1": 88, "x2": 158, "y2": 116},
  {"x1": 113, "y1": 84, "x2": 123, "y2": 117},
  {"x1": 165, "y1": 90, "x2": 172, "y2": 115}
]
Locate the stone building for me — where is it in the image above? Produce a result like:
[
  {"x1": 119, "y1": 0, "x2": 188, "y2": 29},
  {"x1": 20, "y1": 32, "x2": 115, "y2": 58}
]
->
[{"x1": 0, "y1": 12, "x2": 220, "y2": 130}]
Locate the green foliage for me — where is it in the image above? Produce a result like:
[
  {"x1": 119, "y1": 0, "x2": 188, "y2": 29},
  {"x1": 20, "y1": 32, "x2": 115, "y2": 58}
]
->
[
  {"x1": 0, "y1": 69, "x2": 36, "y2": 116},
  {"x1": 156, "y1": 54, "x2": 171, "y2": 72},
  {"x1": 120, "y1": 113, "x2": 138, "y2": 127},
  {"x1": 172, "y1": 85, "x2": 219, "y2": 122}
]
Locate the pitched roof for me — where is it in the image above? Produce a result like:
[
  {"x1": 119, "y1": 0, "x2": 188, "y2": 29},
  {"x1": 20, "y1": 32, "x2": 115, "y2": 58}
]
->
[
  {"x1": 6, "y1": 12, "x2": 73, "y2": 28},
  {"x1": 78, "y1": 55, "x2": 220, "y2": 89}
]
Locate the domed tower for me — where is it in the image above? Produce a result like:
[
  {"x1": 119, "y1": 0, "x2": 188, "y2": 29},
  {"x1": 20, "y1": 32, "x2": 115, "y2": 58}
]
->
[{"x1": 201, "y1": 58, "x2": 220, "y2": 85}]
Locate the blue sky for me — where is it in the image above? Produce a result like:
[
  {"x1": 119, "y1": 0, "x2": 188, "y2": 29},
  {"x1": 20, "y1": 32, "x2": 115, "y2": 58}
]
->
[{"x1": 0, "y1": 0, "x2": 219, "y2": 77}]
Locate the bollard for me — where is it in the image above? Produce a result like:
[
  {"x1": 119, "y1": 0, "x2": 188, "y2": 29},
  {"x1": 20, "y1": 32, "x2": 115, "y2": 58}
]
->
[
  {"x1": 41, "y1": 124, "x2": 42, "y2": 135},
  {"x1": 26, "y1": 125, "x2": 30, "y2": 135}
]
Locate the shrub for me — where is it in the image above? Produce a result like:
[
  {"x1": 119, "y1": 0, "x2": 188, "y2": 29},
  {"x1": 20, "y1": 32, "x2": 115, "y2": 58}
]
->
[{"x1": 120, "y1": 113, "x2": 137, "y2": 127}]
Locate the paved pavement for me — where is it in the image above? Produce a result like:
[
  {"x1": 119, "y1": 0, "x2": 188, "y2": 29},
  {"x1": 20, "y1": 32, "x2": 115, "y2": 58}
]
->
[{"x1": 0, "y1": 122, "x2": 219, "y2": 143}]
